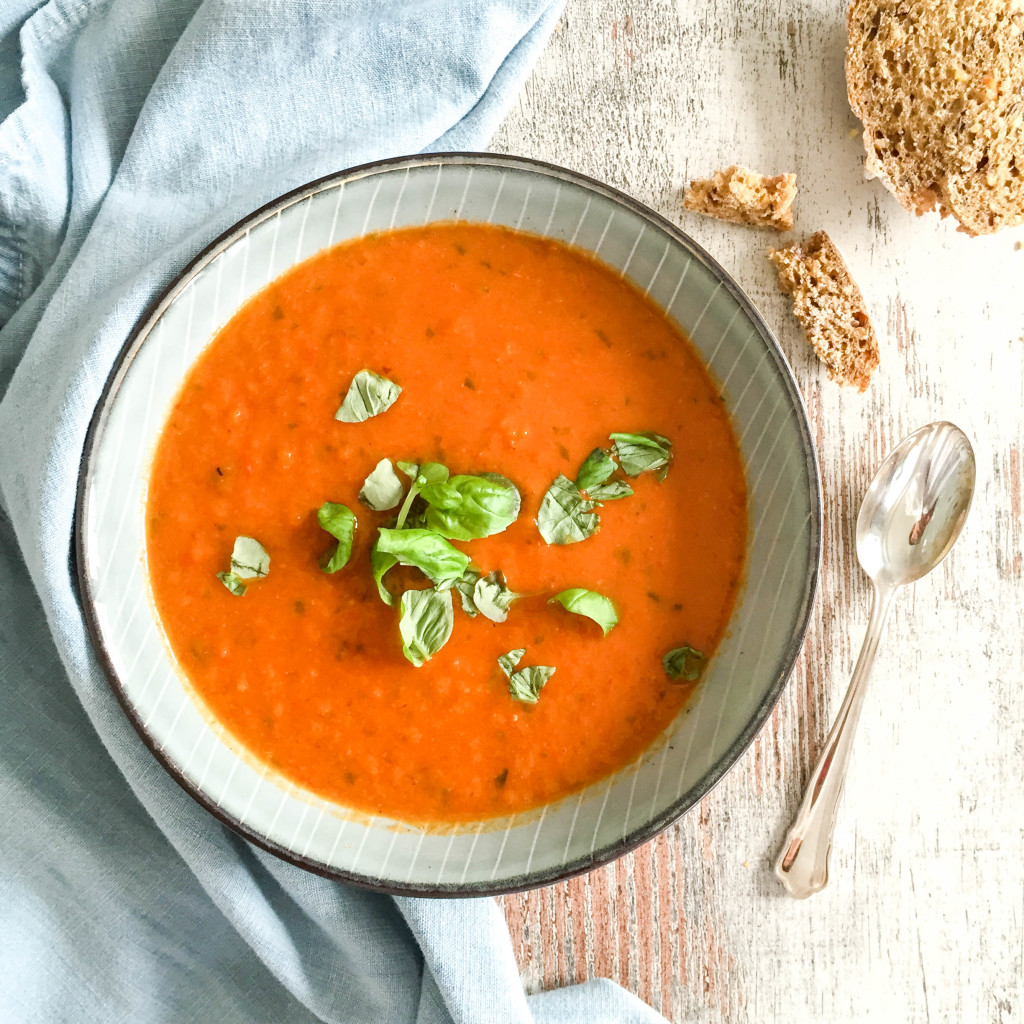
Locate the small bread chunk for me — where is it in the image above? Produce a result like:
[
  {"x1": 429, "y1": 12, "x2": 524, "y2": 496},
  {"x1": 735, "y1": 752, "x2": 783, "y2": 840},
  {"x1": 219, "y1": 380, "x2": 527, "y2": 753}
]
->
[
  {"x1": 846, "y1": 0, "x2": 1024, "y2": 236},
  {"x1": 767, "y1": 231, "x2": 879, "y2": 392},
  {"x1": 683, "y1": 166, "x2": 797, "y2": 230}
]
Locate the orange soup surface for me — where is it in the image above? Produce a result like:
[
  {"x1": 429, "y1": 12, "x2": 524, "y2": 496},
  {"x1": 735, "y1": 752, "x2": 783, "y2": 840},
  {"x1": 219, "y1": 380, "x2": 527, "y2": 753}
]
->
[{"x1": 147, "y1": 223, "x2": 747, "y2": 824}]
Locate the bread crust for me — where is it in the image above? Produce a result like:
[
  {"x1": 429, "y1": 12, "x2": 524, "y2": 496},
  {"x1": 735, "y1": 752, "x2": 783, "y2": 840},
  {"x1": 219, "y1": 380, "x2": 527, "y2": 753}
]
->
[
  {"x1": 846, "y1": 0, "x2": 1024, "y2": 236},
  {"x1": 768, "y1": 231, "x2": 880, "y2": 392}
]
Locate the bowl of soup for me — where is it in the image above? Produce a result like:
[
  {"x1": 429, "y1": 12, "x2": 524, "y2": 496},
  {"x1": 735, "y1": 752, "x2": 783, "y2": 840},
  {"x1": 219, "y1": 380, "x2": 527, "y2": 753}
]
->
[{"x1": 77, "y1": 153, "x2": 820, "y2": 894}]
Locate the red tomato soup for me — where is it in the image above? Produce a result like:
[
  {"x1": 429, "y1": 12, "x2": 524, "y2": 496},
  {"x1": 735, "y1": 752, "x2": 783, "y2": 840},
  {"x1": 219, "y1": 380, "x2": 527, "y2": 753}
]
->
[{"x1": 146, "y1": 223, "x2": 747, "y2": 824}]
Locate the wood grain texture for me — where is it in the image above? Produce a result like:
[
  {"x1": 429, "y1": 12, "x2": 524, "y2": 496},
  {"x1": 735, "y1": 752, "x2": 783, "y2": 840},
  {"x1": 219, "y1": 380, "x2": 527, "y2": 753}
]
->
[{"x1": 492, "y1": 1, "x2": 1024, "y2": 1021}]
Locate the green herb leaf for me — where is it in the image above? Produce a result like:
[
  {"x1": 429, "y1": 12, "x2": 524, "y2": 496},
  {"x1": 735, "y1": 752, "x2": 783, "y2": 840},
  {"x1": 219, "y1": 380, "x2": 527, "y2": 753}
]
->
[
  {"x1": 418, "y1": 473, "x2": 522, "y2": 540},
  {"x1": 550, "y1": 588, "x2": 619, "y2": 636},
  {"x1": 662, "y1": 645, "x2": 705, "y2": 681},
  {"x1": 396, "y1": 461, "x2": 419, "y2": 478},
  {"x1": 508, "y1": 665, "x2": 556, "y2": 704},
  {"x1": 395, "y1": 462, "x2": 449, "y2": 529},
  {"x1": 497, "y1": 649, "x2": 526, "y2": 677},
  {"x1": 217, "y1": 570, "x2": 247, "y2": 596},
  {"x1": 359, "y1": 459, "x2": 404, "y2": 511},
  {"x1": 398, "y1": 589, "x2": 454, "y2": 667},
  {"x1": 536, "y1": 474, "x2": 599, "y2": 545},
  {"x1": 375, "y1": 528, "x2": 470, "y2": 589},
  {"x1": 453, "y1": 568, "x2": 482, "y2": 617},
  {"x1": 576, "y1": 448, "x2": 616, "y2": 492},
  {"x1": 316, "y1": 502, "x2": 356, "y2": 573},
  {"x1": 497, "y1": 648, "x2": 555, "y2": 704},
  {"x1": 230, "y1": 536, "x2": 270, "y2": 578},
  {"x1": 336, "y1": 370, "x2": 402, "y2": 423},
  {"x1": 370, "y1": 535, "x2": 398, "y2": 606},
  {"x1": 610, "y1": 432, "x2": 673, "y2": 478},
  {"x1": 588, "y1": 480, "x2": 634, "y2": 501},
  {"x1": 473, "y1": 570, "x2": 520, "y2": 623}
]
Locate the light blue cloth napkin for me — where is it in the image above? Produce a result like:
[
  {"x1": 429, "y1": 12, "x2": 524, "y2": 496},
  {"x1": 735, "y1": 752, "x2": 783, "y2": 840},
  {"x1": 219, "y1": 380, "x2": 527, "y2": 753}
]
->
[{"x1": 0, "y1": 2, "x2": 670, "y2": 1021}]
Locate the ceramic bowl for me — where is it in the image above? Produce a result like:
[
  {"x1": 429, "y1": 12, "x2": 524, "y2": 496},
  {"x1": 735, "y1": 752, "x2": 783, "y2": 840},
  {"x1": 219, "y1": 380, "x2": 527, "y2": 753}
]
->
[{"x1": 77, "y1": 153, "x2": 820, "y2": 895}]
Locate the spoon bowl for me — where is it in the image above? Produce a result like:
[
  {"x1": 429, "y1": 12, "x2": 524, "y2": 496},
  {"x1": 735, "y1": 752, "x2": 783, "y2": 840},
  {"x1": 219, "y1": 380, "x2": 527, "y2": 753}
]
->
[
  {"x1": 857, "y1": 422, "x2": 976, "y2": 589},
  {"x1": 774, "y1": 421, "x2": 975, "y2": 898}
]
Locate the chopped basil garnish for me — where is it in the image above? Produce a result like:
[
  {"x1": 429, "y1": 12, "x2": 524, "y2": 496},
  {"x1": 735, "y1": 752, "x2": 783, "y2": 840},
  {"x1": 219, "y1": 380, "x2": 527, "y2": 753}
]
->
[
  {"x1": 216, "y1": 570, "x2": 247, "y2": 596},
  {"x1": 395, "y1": 462, "x2": 449, "y2": 529},
  {"x1": 550, "y1": 588, "x2": 618, "y2": 636},
  {"x1": 497, "y1": 648, "x2": 526, "y2": 677},
  {"x1": 229, "y1": 535, "x2": 270, "y2": 578},
  {"x1": 417, "y1": 473, "x2": 521, "y2": 540},
  {"x1": 399, "y1": 589, "x2": 454, "y2": 667},
  {"x1": 359, "y1": 459, "x2": 404, "y2": 511},
  {"x1": 370, "y1": 535, "x2": 398, "y2": 606},
  {"x1": 610, "y1": 431, "x2": 673, "y2": 479},
  {"x1": 576, "y1": 448, "x2": 616, "y2": 492},
  {"x1": 497, "y1": 648, "x2": 556, "y2": 704},
  {"x1": 336, "y1": 370, "x2": 402, "y2": 423},
  {"x1": 663, "y1": 645, "x2": 705, "y2": 681},
  {"x1": 316, "y1": 502, "x2": 356, "y2": 573},
  {"x1": 217, "y1": 535, "x2": 270, "y2": 596},
  {"x1": 453, "y1": 567, "x2": 482, "y2": 617},
  {"x1": 375, "y1": 527, "x2": 470, "y2": 589},
  {"x1": 536, "y1": 474, "x2": 599, "y2": 545},
  {"x1": 396, "y1": 461, "x2": 419, "y2": 479},
  {"x1": 588, "y1": 480, "x2": 633, "y2": 501},
  {"x1": 473, "y1": 570, "x2": 520, "y2": 623},
  {"x1": 508, "y1": 666, "x2": 556, "y2": 704}
]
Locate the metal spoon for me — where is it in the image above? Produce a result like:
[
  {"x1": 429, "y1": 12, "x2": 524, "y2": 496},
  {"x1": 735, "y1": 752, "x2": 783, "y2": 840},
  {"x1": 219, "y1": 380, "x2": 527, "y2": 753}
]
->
[{"x1": 774, "y1": 421, "x2": 976, "y2": 898}]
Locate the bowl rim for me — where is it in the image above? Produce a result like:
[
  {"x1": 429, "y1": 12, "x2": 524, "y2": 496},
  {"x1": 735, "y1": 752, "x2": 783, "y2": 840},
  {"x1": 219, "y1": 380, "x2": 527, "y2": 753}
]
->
[{"x1": 75, "y1": 151, "x2": 822, "y2": 897}]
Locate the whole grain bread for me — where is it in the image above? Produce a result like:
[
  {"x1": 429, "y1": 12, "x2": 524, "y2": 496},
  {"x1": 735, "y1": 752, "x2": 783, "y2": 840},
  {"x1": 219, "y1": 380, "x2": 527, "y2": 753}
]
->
[
  {"x1": 683, "y1": 166, "x2": 797, "y2": 230},
  {"x1": 846, "y1": 0, "x2": 1024, "y2": 236},
  {"x1": 767, "y1": 231, "x2": 880, "y2": 391}
]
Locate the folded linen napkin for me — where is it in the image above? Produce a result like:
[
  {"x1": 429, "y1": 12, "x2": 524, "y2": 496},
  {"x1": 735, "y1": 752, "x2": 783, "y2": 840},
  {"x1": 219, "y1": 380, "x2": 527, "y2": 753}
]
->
[{"x1": 0, "y1": 2, "x2": 669, "y2": 1021}]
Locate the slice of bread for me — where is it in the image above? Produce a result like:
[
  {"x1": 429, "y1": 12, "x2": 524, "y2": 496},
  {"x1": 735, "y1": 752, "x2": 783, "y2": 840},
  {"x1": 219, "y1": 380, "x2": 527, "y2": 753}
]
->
[
  {"x1": 683, "y1": 166, "x2": 797, "y2": 230},
  {"x1": 846, "y1": 0, "x2": 1024, "y2": 236},
  {"x1": 767, "y1": 231, "x2": 879, "y2": 391}
]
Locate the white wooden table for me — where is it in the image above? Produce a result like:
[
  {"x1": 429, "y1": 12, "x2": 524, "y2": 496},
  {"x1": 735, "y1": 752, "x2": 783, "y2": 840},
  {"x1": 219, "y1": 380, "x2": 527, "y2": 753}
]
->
[{"x1": 493, "y1": 2, "x2": 1024, "y2": 1020}]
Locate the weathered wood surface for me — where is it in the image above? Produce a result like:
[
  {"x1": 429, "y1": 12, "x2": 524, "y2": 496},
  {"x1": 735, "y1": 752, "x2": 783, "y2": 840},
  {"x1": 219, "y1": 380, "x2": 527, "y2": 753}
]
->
[{"x1": 492, "y1": 2, "x2": 1024, "y2": 1021}]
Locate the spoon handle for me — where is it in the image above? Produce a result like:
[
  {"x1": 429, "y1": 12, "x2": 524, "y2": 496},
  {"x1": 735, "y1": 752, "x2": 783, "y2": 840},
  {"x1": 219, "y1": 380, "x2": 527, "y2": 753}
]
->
[{"x1": 774, "y1": 583, "x2": 895, "y2": 898}]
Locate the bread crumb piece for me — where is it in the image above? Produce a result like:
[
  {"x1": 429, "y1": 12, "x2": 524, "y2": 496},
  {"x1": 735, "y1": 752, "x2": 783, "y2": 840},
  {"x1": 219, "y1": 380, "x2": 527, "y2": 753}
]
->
[
  {"x1": 1015, "y1": 240, "x2": 1023, "y2": 251},
  {"x1": 683, "y1": 166, "x2": 797, "y2": 231},
  {"x1": 767, "y1": 231, "x2": 880, "y2": 391}
]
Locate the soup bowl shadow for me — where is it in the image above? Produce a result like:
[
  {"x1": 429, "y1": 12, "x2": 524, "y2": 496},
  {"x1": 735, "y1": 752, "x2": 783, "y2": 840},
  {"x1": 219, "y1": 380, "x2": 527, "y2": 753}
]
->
[{"x1": 77, "y1": 153, "x2": 821, "y2": 895}]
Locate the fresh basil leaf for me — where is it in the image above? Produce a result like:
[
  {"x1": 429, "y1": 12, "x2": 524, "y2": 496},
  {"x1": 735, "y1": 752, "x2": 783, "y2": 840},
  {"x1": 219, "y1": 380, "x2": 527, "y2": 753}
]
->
[
  {"x1": 576, "y1": 448, "x2": 616, "y2": 492},
  {"x1": 375, "y1": 528, "x2": 470, "y2": 589},
  {"x1": 418, "y1": 473, "x2": 521, "y2": 541},
  {"x1": 417, "y1": 463, "x2": 450, "y2": 486},
  {"x1": 336, "y1": 370, "x2": 402, "y2": 423},
  {"x1": 588, "y1": 480, "x2": 634, "y2": 501},
  {"x1": 395, "y1": 462, "x2": 449, "y2": 529},
  {"x1": 396, "y1": 461, "x2": 419, "y2": 478},
  {"x1": 663, "y1": 645, "x2": 705, "y2": 681},
  {"x1": 453, "y1": 568, "x2": 482, "y2": 617},
  {"x1": 370, "y1": 535, "x2": 398, "y2": 606},
  {"x1": 610, "y1": 431, "x2": 673, "y2": 478},
  {"x1": 508, "y1": 665, "x2": 556, "y2": 704},
  {"x1": 497, "y1": 649, "x2": 526, "y2": 678},
  {"x1": 230, "y1": 536, "x2": 270, "y2": 578},
  {"x1": 473, "y1": 570, "x2": 520, "y2": 623},
  {"x1": 398, "y1": 589, "x2": 454, "y2": 667},
  {"x1": 550, "y1": 588, "x2": 619, "y2": 636},
  {"x1": 316, "y1": 502, "x2": 356, "y2": 573},
  {"x1": 359, "y1": 459, "x2": 404, "y2": 511},
  {"x1": 536, "y1": 474, "x2": 599, "y2": 545},
  {"x1": 217, "y1": 570, "x2": 247, "y2": 596},
  {"x1": 497, "y1": 648, "x2": 554, "y2": 703}
]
